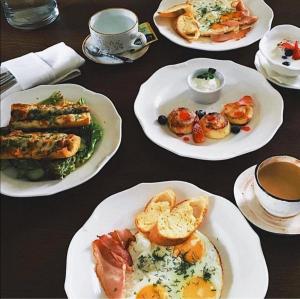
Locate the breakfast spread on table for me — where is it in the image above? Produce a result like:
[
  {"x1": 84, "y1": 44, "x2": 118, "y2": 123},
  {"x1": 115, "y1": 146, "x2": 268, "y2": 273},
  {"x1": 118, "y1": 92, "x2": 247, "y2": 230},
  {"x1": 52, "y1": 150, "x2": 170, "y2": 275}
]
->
[
  {"x1": 0, "y1": 91, "x2": 103, "y2": 181},
  {"x1": 157, "y1": 95, "x2": 254, "y2": 144},
  {"x1": 92, "y1": 189, "x2": 223, "y2": 299},
  {"x1": 1, "y1": 1, "x2": 299, "y2": 298},
  {"x1": 158, "y1": 0, "x2": 258, "y2": 42}
]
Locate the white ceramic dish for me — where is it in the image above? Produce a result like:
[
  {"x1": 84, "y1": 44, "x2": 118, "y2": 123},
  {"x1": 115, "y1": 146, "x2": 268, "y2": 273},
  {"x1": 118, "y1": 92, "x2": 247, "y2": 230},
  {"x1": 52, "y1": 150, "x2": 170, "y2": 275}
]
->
[
  {"x1": 254, "y1": 50, "x2": 300, "y2": 90},
  {"x1": 134, "y1": 58, "x2": 284, "y2": 160},
  {"x1": 82, "y1": 35, "x2": 149, "y2": 65},
  {"x1": 0, "y1": 84, "x2": 122, "y2": 197},
  {"x1": 65, "y1": 180, "x2": 269, "y2": 299},
  {"x1": 153, "y1": 0, "x2": 273, "y2": 51},
  {"x1": 259, "y1": 25, "x2": 300, "y2": 77},
  {"x1": 234, "y1": 166, "x2": 300, "y2": 235}
]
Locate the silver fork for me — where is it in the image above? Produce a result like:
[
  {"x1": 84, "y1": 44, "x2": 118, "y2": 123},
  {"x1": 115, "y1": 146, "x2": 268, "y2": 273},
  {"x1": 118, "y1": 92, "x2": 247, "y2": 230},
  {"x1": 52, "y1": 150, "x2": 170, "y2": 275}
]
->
[{"x1": 0, "y1": 71, "x2": 16, "y2": 93}]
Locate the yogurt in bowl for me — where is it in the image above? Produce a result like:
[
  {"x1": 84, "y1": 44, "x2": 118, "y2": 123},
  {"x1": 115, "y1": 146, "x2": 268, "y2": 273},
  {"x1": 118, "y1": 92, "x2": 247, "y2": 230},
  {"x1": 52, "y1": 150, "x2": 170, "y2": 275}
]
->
[
  {"x1": 259, "y1": 25, "x2": 300, "y2": 77},
  {"x1": 187, "y1": 68, "x2": 225, "y2": 104}
]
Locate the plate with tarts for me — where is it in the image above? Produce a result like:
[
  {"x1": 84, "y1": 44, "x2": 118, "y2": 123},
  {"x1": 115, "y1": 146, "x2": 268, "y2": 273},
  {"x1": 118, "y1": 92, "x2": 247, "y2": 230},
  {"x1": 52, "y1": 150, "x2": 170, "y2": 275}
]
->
[
  {"x1": 153, "y1": 0, "x2": 273, "y2": 51},
  {"x1": 64, "y1": 181, "x2": 269, "y2": 299},
  {"x1": 0, "y1": 84, "x2": 121, "y2": 197},
  {"x1": 134, "y1": 58, "x2": 283, "y2": 160}
]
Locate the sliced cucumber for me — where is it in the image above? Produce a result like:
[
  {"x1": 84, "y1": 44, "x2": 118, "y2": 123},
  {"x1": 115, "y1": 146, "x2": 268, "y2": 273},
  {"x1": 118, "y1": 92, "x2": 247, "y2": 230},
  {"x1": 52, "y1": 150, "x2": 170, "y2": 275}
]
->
[{"x1": 26, "y1": 168, "x2": 45, "y2": 181}]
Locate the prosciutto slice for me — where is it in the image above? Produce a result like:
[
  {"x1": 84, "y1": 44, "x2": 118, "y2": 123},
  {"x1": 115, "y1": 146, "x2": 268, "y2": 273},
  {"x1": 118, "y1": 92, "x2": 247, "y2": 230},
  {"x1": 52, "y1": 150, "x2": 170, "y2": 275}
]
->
[
  {"x1": 92, "y1": 229, "x2": 135, "y2": 299},
  {"x1": 92, "y1": 241, "x2": 126, "y2": 299}
]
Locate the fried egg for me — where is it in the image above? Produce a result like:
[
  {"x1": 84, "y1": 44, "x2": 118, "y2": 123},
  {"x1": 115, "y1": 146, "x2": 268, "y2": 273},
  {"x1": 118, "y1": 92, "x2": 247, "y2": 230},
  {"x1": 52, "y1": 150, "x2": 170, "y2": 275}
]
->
[{"x1": 125, "y1": 231, "x2": 222, "y2": 299}]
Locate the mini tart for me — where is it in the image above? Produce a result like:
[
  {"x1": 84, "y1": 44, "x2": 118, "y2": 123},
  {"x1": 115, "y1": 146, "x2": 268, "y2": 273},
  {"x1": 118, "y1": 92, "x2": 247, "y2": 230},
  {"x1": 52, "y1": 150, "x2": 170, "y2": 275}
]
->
[
  {"x1": 167, "y1": 107, "x2": 196, "y2": 135},
  {"x1": 222, "y1": 99, "x2": 254, "y2": 125},
  {"x1": 200, "y1": 112, "x2": 230, "y2": 139}
]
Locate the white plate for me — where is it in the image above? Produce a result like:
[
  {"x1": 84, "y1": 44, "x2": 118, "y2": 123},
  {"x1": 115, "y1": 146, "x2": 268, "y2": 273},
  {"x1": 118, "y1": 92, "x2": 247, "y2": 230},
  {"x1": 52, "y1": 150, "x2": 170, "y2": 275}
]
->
[
  {"x1": 153, "y1": 0, "x2": 273, "y2": 51},
  {"x1": 82, "y1": 35, "x2": 149, "y2": 65},
  {"x1": 64, "y1": 181, "x2": 269, "y2": 299},
  {"x1": 234, "y1": 165, "x2": 300, "y2": 235},
  {"x1": 254, "y1": 50, "x2": 300, "y2": 90},
  {"x1": 134, "y1": 58, "x2": 283, "y2": 160},
  {"x1": 0, "y1": 84, "x2": 122, "y2": 197}
]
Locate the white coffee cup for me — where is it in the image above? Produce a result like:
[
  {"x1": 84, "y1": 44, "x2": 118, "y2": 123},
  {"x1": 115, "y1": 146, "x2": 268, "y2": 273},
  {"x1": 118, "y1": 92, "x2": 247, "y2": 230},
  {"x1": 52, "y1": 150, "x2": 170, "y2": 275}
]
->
[
  {"x1": 89, "y1": 8, "x2": 147, "y2": 54},
  {"x1": 254, "y1": 156, "x2": 300, "y2": 218}
]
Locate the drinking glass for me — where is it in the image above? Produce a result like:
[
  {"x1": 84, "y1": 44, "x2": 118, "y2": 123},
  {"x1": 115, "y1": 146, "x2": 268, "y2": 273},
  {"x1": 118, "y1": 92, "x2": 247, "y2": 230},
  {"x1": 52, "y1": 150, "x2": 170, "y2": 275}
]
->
[{"x1": 2, "y1": 0, "x2": 59, "y2": 30}]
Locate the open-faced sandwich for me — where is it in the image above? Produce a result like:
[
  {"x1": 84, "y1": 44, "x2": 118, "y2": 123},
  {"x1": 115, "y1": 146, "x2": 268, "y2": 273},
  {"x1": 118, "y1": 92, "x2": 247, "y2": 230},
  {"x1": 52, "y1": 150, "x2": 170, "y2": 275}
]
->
[
  {"x1": 0, "y1": 92, "x2": 103, "y2": 181},
  {"x1": 158, "y1": 0, "x2": 258, "y2": 42},
  {"x1": 92, "y1": 190, "x2": 223, "y2": 299}
]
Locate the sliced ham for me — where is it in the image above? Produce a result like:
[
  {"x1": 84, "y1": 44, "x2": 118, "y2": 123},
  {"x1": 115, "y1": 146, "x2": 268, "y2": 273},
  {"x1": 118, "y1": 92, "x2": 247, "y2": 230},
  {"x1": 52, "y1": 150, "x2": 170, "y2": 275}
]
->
[
  {"x1": 92, "y1": 241, "x2": 126, "y2": 299},
  {"x1": 95, "y1": 234, "x2": 133, "y2": 271},
  {"x1": 211, "y1": 28, "x2": 250, "y2": 42},
  {"x1": 92, "y1": 229, "x2": 135, "y2": 299},
  {"x1": 239, "y1": 16, "x2": 258, "y2": 26},
  {"x1": 109, "y1": 229, "x2": 135, "y2": 249}
]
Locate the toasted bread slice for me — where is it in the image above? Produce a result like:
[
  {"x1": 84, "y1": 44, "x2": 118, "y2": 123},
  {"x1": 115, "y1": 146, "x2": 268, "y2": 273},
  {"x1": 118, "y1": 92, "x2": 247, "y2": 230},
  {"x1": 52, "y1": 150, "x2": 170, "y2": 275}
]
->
[
  {"x1": 176, "y1": 14, "x2": 200, "y2": 41},
  {"x1": 149, "y1": 197, "x2": 208, "y2": 246},
  {"x1": 135, "y1": 190, "x2": 176, "y2": 234},
  {"x1": 158, "y1": 3, "x2": 192, "y2": 18}
]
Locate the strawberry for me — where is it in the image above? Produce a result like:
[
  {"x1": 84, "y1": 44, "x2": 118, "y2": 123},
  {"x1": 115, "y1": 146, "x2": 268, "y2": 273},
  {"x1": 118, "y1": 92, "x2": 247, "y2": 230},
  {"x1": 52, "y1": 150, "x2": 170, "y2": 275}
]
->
[
  {"x1": 192, "y1": 121, "x2": 205, "y2": 143},
  {"x1": 292, "y1": 41, "x2": 300, "y2": 60}
]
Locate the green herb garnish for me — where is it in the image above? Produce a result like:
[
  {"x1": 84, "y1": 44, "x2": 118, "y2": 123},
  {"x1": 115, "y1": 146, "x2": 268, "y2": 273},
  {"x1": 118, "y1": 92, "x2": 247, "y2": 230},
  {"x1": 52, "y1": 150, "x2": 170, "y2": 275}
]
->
[{"x1": 197, "y1": 68, "x2": 217, "y2": 80}]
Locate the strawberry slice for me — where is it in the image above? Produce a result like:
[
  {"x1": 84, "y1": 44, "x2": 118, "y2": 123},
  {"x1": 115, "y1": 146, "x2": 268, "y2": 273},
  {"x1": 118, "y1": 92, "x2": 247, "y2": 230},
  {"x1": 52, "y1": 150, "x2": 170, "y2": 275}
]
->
[
  {"x1": 292, "y1": 41, "x2": 300, "y2": 60},
  {"x1": 192, "y1": 121, "x2": 205, "y2": 143},
  {"x1": 279, "y1": 42, "x2": 295, "y2": 50}
]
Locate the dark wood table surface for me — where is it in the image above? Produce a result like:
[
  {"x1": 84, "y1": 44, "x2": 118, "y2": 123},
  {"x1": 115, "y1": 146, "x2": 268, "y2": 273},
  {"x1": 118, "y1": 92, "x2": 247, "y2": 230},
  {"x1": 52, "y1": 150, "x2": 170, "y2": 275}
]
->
[{"x1": 1, "y1": 0, "x2": 300, "y2": 298}]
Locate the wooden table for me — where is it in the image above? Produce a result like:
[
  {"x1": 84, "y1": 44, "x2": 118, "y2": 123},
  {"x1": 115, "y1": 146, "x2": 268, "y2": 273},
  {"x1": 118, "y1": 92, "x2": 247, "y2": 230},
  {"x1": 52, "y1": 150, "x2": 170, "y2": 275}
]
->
[{"x1": 1, "y1": 0, "x2": 300, "y2": 297}]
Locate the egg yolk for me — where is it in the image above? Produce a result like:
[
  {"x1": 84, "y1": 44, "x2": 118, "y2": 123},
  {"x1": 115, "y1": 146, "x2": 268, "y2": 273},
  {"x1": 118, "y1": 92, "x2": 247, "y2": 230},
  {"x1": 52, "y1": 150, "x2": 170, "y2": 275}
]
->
[
  {"x1": 136, "y1": 285, "x2": 169, "y2": 299},
  {"x1": 173, "y1": 234, "x2": 205, "y2": 264},
  {"x1": 183, "y1": 277, "x2": 217, "y2": 299}
]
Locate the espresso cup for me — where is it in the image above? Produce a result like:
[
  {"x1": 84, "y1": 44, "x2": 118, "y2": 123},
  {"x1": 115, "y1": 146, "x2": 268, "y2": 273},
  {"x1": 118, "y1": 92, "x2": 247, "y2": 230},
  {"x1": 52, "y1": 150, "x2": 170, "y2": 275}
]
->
[
  {"x1": 254, "y1": 156, "x2": 300, "y2": 218},
  {"x1": 89, "y1": 8, "x2": 147, "y2": 54}
]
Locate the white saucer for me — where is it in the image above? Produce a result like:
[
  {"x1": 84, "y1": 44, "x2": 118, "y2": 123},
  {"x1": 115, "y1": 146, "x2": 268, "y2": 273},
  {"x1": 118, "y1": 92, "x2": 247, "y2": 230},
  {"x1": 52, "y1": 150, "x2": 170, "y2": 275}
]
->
[
  {"x1": 234, "y1": 165, "x2": 300, "y2": 235},
  {"x1": 82, "y1": 35, "x2": 149, "y2": 65},
  {"x1": 254, "y1": 51, "x2": 300, "y2": 89}
]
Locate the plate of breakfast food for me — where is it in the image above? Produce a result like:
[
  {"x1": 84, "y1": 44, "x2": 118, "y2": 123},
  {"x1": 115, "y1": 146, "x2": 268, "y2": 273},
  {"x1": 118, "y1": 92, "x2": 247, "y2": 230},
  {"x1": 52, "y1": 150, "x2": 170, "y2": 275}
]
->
[
  {"x1": 64, "y1": 181, "x2": 269, "y2": 299},
  {"x1": 153, "y1": 0, "x2": 273, "y2": 51},
  {"x1": 0, "y1": 84, "x2": 121, "y2": 197},
  {"x1": 134, "y1": 58, "x2": 283, "y2": 160}
]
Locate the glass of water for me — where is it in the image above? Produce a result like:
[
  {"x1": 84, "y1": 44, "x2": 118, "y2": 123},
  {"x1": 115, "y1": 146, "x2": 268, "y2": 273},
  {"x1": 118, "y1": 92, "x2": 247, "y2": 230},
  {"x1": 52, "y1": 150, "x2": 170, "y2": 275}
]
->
[{"x1": 2, "y1": 0, "x2": 59, "y2": 30}]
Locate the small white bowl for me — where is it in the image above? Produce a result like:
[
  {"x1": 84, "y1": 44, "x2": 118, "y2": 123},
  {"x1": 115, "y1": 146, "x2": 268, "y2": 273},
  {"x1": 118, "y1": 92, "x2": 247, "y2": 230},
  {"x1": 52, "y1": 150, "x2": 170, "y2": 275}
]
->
[
  {"x1": 187, "y1": 68, "x2": 225, "y2": 105},
  {"x1": 259, "y1": 25, "x2": 300, "y2": 77},
  {"x1": 254, "y1": 155, "x2": 300, "y2": 218}
]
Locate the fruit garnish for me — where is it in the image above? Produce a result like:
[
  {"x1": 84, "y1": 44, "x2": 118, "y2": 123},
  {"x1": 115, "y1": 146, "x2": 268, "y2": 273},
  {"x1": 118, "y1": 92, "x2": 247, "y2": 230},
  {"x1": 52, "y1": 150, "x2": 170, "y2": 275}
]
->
[
  {"x1": 192, "y1": 119, "x2": 205, "y2": 143},
  {"x1": 231, "y1": 125, "x2": 241, "y2": 134},
  {"x1": 179, "y1": 110, "x2": 192, "y2": 121},
  {"x1": 196, "y1": 68, "x2": 216, "y2": 80},
  {"x1": 195, "y1": 110, "x2": 206, "y2": 118},
  {"x1": 292, "y1": 41, "x2": 300, "y2": 60},
  {"x1": 158, "y1": 115, "x2": 168, "y2": 125}
]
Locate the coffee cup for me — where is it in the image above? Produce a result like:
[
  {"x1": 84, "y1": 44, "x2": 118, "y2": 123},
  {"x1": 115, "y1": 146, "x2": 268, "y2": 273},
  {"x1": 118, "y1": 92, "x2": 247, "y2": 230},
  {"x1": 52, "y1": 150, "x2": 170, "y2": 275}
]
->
[
  {"x1": 89, "y1": 8, "x2": 147, "y2": 54},
  {"x1": 254, "y1": 155, "x2": 300, "y2": 218}
]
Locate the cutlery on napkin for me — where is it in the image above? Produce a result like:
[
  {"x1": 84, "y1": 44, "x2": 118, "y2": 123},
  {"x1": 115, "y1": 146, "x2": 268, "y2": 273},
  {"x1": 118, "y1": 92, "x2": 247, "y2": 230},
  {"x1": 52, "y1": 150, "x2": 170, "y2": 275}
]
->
[{"x1": 1, "y1": 42, "x2": 85, "y2": 99}]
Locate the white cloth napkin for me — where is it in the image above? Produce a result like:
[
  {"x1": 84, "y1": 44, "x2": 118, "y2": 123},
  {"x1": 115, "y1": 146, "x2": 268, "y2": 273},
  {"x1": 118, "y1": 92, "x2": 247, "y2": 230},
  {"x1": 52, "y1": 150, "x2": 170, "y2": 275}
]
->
[
  {"x1": 257, "y1": 51, "x2": 300, "y2": 88},
  {"x1": 1, "y1": 42, "x2": 85, "y2": 99}
]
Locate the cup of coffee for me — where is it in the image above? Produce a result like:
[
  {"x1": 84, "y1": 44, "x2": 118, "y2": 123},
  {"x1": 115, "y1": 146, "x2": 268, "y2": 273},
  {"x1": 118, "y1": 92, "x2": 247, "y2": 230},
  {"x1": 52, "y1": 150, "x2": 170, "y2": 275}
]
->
[
  {"x1": 89, "y1": 8, "x2": 147, "y2": 54},
  {"x1": 254, "y1": 155, "x2": 300, "y2": 217}
]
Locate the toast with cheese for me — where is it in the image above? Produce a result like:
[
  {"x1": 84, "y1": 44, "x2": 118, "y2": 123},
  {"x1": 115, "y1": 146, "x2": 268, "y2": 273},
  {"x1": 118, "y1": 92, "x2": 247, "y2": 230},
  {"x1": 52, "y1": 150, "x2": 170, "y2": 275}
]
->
[{"x1": 0, "y1": 130, "x2": 81, "y2": 159}]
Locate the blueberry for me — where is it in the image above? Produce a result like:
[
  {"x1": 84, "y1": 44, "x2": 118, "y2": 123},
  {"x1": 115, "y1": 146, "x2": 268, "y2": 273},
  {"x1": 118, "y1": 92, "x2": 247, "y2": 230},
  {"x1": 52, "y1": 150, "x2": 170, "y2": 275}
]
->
[
  {"x1": 157, "y1": 115, "x2": 167, "y2": 125},
  {"x1": 284, "y1": 49, "x2": 293, "y2": 57},
  {"x1": 282, "y1": 61, "x2": 290, "y2": 66},
  {"x1": 195, "y1": 110, "x2": 206, "y2": 118},
  {"x1": 282, "y1": 55, "x2": 288, "y2": 59},
  {"x1": 231, "y1": 125, "x2": 241, "y2": 134}
]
